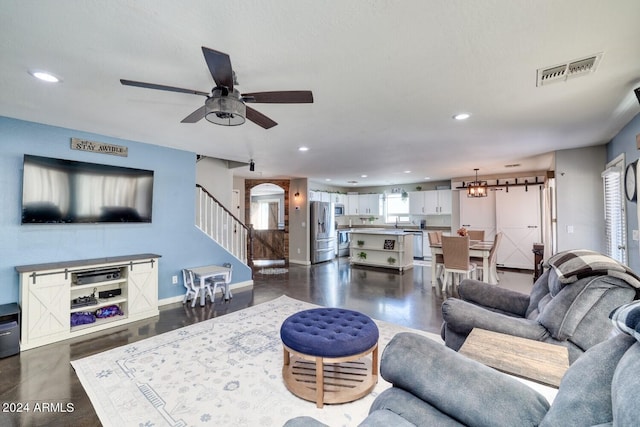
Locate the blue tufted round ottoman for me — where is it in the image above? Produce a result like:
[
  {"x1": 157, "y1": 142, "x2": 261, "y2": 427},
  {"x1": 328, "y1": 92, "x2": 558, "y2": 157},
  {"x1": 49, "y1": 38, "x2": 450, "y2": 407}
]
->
[{"x1": 280, "y1": 307, "x2": 379, "y2": 408}]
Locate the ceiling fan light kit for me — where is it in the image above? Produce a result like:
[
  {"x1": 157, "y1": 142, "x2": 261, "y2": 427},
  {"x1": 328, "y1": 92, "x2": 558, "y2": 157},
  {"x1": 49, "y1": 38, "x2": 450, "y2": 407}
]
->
[
  {"x1": 121, "y1": 46, "x2": 313, "y2": 129},
  {"x1": 205, "y1": 90, "x2": 246, "y2": 126}
]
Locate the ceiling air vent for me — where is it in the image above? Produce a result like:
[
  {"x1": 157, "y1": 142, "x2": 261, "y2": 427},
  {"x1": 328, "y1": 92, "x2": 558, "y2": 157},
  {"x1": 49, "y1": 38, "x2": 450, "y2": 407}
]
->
[{"x1": 536, "y1": 53, "x2": 602, "y2": 87}]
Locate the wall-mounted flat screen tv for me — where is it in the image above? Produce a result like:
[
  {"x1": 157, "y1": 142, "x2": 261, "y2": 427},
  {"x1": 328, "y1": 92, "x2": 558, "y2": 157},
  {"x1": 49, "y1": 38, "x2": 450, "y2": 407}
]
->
[{"x1": 22, "y1": 154, "x2": 154, "y2": 224}]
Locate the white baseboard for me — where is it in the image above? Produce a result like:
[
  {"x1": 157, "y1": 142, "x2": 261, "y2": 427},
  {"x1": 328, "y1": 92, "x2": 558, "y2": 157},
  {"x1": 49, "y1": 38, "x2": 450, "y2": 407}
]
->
[
  {"x1": 159, "y1": 280, "x2": 254, "y2": 307},
  {"x1": 288, "y1": 259, "x2": 311, "y2": 266}
]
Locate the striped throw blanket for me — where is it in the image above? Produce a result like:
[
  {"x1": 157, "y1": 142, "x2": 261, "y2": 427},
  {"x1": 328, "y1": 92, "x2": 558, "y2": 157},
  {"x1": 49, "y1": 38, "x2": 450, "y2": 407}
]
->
[
  {"x1": 610, "y1": 300, "x2": 640, "y2": 342},
  {"x1": 546, "y1": 249, "x2": 640, "y2": 289}
]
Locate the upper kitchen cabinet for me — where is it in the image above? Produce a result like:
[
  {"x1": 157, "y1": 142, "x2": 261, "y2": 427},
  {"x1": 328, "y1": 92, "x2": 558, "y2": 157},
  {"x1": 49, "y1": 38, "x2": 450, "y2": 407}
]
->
[
  {"x1": 309, "y1": 190, "x2": 322, "y2": 202},
  {"x1": 347, "y1": 194, "x2": 360, "y2": 215},
  {"x1": 333, "y1": 193, "x2": 346, "y2": 204},
  {"x1": 358, "y1": 194, "x2": 382, "y2": 215},
  {"x1": 410, "y1": 190, "x2": 451, "y2": 215},
  {"x1": 309, "y1": 191, "x2": 331, "y2": 203}
]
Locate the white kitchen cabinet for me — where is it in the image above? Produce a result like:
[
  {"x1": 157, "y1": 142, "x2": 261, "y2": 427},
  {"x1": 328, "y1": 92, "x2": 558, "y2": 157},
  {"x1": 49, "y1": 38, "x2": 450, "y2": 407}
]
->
[
  {"x1": 309, "y1": 191, "x2": 333, "y2": 203},
  {"x1": 409, "y1": 191, "x2": 426, "y2": 215},
  {"x1": 347, "y1": 194, "x2": 360, "y2": 215},
  {"x1": 308, "y1": 191, "x2": 321, "y2": 202},
  {"x1": 459, "y1": 190, "x2": 497, "y2": 240},
  {"x1": 17, "y1": 254, "x2": 160, "y2": 350},
  {"x1": 332, "y1": 193, "x2": 346, "y2": 204},
  {"x1": 358, "y1": 194, "x2": 382, "y2": 215},
  {"x1": 410, "y1": 190, "x2": 451, "y2": 215}
]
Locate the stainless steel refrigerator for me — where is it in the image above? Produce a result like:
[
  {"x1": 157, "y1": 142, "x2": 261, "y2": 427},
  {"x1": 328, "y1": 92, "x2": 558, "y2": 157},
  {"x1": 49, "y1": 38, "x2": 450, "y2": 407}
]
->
[{"x1": 310, "y1": 201, "x2": 336, "y2": 264}]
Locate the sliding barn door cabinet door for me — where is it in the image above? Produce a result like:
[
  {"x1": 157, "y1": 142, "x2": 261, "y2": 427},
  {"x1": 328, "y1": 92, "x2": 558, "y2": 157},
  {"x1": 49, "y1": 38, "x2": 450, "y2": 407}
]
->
[
  {"x1": 495, "y1": 186, "x2": 542, "y2": 269},
  {"x1": 459, "y1": 190, "x2": 497, "y2": 241}
]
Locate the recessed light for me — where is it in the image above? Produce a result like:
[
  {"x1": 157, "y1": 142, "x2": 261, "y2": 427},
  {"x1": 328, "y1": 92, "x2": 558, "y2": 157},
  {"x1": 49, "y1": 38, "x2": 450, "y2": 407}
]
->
[
  {"x1": 453, "y1": 113, "x2": 471, "y2": 120},
  {"x1": 404, "y1": 170, "x2": 411, "y2": 174},
  {"x1": 424, "y1": 177, "x2": 431, "y2": 180},
  {"x1": 298, "y1": 146, "x2": 309, "y2": 152},
  {"x1": 29, "y1": 70, "x2": 61, "y2": 83},
  {"x1": 325, "y1": 178, "x2": 331, "y2": 181},
  {"x1": 361, "y1": 174, "x2": 368, "y2": 178}
]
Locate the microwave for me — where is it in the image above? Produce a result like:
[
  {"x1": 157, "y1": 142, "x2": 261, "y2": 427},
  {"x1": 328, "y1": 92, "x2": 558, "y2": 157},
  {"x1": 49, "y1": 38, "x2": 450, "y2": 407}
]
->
[{"x1": 334, "y1": 204, "x2": 345, "y2": 216}]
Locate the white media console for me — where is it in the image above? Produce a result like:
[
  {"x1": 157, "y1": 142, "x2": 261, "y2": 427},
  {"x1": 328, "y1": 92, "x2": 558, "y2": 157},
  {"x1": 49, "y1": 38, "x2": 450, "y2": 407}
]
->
[{"x1": 16, "y1": 253, "x2": 160, "y2": 350}]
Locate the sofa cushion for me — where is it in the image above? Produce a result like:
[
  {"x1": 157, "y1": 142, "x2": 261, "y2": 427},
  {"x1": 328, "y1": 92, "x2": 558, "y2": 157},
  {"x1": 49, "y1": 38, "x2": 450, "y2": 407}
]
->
[
  {"x1": 381, "y1": 333, "x2": 549, "y2": 427},
  {"x1": 540, "y1": 333, "x2": 635, "y2": 427},
  {"x1": 283, "y1": 416, "x2": 328, "y2": 427},
  {"x1": 526, "y1": 269, "x2": 552, "y2": 318},
  {"x1": 611, "y1": 342, "x2": 640, "y2": 425},
  {"x1": 547, "y1": 267, "x2": 567, "y2": 297},
  {"x1": 359, "y1": 409, "x2": 418, "y2": 427},
  {"x1": 368, "y1": 389, "x2": 463, "y2": 427}
]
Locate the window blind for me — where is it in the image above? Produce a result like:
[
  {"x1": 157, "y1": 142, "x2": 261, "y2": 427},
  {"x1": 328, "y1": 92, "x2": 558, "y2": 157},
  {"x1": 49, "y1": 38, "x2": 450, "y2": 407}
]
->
[{"x1": 602, "y1": 166, "x2": 626, "y2": 264}]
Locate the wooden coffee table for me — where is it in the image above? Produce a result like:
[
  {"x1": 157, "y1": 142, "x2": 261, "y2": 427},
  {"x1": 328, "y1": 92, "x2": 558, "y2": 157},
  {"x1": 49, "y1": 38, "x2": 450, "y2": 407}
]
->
[{"x1": 459, "y1": 328, "x2": 569, "y2": 388}]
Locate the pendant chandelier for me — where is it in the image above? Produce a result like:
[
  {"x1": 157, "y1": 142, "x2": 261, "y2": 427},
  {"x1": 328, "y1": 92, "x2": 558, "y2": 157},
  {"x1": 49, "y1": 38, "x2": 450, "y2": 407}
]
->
[{"x1": 467, "y1": 168, "x2": 488, "y2": 198}]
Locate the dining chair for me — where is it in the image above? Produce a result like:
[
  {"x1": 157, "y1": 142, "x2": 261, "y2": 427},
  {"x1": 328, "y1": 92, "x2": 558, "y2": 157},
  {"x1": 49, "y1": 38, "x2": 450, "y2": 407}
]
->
[
  {"x1": 210, "y1": 262, "x2": 233, "y2": 302},
  {"x1": 467, "y1": 229, "x2": 485, "y2": 241},
  {"x1": 471, "y1": 232, "x2": 502, "y2": 283},
  {"x1": 181, "y1": 268, "x2": 213, "y2": 308},
  {"x1": 427, "y1": 232, "x2": 445, "y2": 285},
  {"x1": 441, "y1": 235, "x2": 477, "y2": 295}
]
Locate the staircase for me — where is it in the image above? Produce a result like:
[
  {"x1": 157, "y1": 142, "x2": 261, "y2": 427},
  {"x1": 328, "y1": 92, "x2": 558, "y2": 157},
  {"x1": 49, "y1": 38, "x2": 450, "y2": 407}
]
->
[{"x1": 195, "y1": 185, "x2": 249, "y2": 264}]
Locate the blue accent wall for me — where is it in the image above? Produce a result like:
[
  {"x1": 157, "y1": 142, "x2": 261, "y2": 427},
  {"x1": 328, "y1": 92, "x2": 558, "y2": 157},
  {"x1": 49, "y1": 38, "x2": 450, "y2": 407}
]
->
[
  {"x1": 607, "y1": 112, "x2": 640, "y2": 272},
  {"x1": 0, "y1": 116, "x2": 251, "y2": 304}
]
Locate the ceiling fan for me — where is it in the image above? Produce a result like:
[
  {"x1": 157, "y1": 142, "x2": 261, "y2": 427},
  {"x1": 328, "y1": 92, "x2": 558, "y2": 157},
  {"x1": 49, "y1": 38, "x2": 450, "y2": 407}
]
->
[{"x1": 120, "y1": 47, "x2": 313, "y2": 129}]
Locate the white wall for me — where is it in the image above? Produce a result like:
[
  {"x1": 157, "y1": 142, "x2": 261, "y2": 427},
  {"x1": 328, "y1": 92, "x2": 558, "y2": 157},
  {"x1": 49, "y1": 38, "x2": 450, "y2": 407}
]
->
[
  {"x1": 196, "y1": 157, "x2": 234, "y2": 209},
  {"x1": 555, "y1": 145, "x2": 607, "y2": 252},
  {"x1": 289, "y1": 178, "x2": 310, "y2": 264}
]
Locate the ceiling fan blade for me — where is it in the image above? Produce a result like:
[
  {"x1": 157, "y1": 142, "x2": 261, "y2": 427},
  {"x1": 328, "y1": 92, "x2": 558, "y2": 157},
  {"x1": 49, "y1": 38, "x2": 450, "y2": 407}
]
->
[
  {"x1": 246, "y1": 106, "x2": 278, "y2": 129},
  {"x1": 181, "y1": 105, "x2": 207, "y2": 123},
  {"x1": 201, "y1": 47, "x2": 234, "y2": 91},
  {"x1": 120, "y1": 79, "x2": 209, "y2": 96},
  {"x1": 242, "y1": 91, "x2": 314, "y2": 104}
]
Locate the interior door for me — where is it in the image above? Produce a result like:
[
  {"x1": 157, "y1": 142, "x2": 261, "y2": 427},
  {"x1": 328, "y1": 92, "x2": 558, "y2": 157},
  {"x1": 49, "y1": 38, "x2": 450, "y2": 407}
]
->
[
  {"x1": 459, "y1": 190, "x2": 496, "y2": 240},
  {"x1": 495, "y1": 186, "x2": 542, "y2": 269}
]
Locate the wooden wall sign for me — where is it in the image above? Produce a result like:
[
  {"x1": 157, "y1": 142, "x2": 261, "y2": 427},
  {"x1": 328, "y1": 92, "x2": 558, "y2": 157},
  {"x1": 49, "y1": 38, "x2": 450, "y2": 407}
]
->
[{"x1": 70, "y1": 138, "x2": 128, "y2": 157}]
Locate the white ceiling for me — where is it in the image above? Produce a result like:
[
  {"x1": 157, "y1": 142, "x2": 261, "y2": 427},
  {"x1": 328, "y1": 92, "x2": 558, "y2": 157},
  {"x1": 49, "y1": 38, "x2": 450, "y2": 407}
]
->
[{"x1": 1, "y1": 1, "x2": 640, "y2": 187}]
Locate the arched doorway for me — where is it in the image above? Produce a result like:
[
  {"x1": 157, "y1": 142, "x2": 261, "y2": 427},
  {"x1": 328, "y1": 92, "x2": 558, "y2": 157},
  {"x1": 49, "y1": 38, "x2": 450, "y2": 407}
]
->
[{"x1": 245, "y1": 179, "x2": 290, "y2": 266}]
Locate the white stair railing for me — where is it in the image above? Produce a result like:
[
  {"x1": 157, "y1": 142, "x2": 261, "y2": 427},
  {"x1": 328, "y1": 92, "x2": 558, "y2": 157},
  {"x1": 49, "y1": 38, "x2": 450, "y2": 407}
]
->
[{"x1": 195, "y1": 185, "x2": 249, "y2": 264}]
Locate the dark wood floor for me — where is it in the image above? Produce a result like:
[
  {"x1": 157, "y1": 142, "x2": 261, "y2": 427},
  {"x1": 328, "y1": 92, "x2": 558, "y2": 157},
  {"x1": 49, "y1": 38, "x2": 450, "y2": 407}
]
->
[{"x1": 0, "y1": 258, "x2": 531, "y2": 426}]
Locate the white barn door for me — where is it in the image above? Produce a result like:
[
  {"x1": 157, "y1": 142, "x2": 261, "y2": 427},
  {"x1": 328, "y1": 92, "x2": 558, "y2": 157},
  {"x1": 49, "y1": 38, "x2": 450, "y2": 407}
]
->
[
  {"x1": 495, "y1": 185, "x2": 542, "y2": 269},
  {"x1": 459, "y1": 190, "x2": 497, "y2": 241}
]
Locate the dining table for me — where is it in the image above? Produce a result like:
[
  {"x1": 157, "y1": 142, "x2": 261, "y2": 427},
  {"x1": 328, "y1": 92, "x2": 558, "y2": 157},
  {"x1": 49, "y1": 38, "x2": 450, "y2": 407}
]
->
[
  {"x1": 430, "y1": 240, "x2": 495, "y2": 285},
  {"x1": 188, "y1": 264, "x2": 232, "y2": 306}
]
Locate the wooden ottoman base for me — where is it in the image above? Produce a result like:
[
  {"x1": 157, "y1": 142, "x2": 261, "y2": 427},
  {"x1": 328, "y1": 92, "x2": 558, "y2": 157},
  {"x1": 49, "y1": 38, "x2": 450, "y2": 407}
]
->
[{"x1": 282, "y1": 343, "x2": 379, "y2": 408}]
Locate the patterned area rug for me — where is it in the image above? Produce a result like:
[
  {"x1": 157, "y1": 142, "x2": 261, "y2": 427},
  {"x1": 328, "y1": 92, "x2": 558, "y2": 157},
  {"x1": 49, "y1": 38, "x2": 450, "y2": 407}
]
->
[{"x1": 71, "y1": 296, "x2": 441, "y2": 427}]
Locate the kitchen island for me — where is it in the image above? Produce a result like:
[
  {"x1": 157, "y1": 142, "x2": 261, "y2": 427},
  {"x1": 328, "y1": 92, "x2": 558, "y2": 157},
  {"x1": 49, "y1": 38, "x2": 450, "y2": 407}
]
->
[{"x1": 349, "y1": 229, "x2": 414, "y2": 272}]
